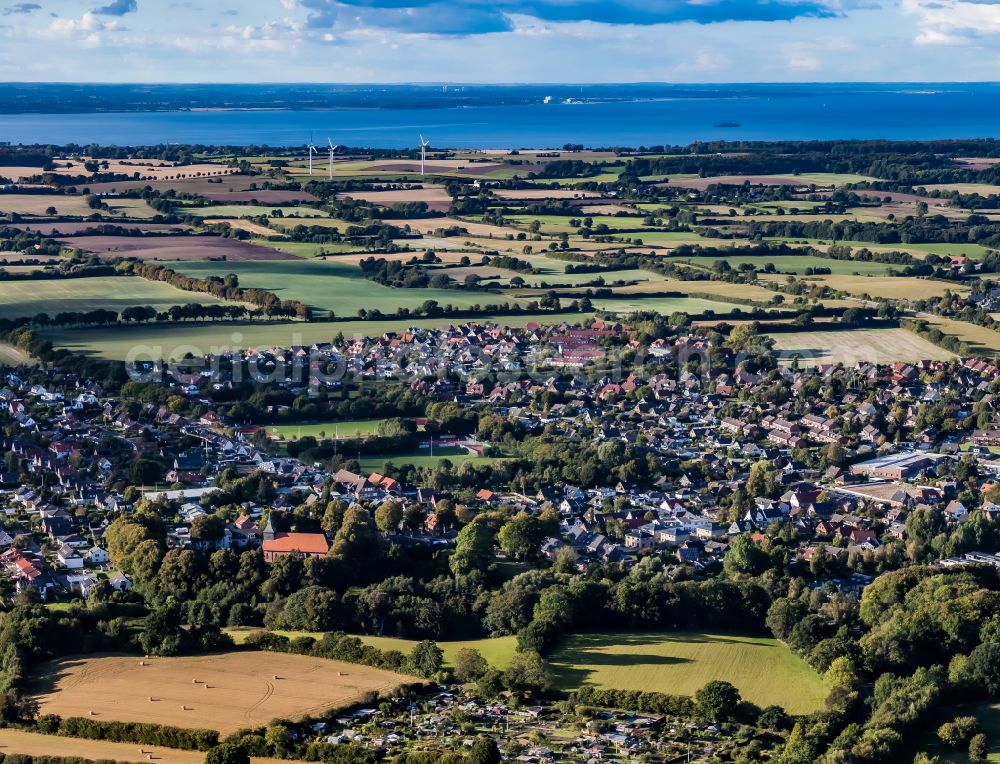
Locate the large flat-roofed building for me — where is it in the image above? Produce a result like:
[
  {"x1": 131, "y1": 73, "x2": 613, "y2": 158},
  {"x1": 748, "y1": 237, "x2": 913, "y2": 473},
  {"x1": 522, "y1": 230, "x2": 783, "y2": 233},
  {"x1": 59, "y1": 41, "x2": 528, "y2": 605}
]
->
[{"x1": 848, "y1": 451, "x2": 946, "y2": 480}]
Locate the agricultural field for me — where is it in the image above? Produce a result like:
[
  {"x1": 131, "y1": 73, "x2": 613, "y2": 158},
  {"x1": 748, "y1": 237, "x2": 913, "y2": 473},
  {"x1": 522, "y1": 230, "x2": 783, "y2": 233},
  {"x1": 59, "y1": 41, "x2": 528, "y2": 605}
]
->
[
  {"x1": 41, "y1": 311, "x2": 583, "y2": 360},
  {"x1": 9, "y1": 221, "x2": 188, "y2": 235},
  {"x1": 58, "y1": 235, "x2": 299, "y2": 261},
  {"x1": 677, "y1": 253, "x2": 896, "y2": 275},
  {"x1": 506, "y1": 214, "x2": 652, "y2": 234},
  {"x1": 765, "y1": 237, "x2": 994, "y2": 260},
  {"x1": 33, "y1": 652, "x2": 416, "y2": 734},
  {"x1": 800, "y1": 274, "x2": 969, "y2": 301},
  {"x1": 0, "y1": 195, "x2": 154, "y2": 219},
  {"x1": 0, "y1": 730, "x2": 267, "y2": 764},
  {"x1": 922, "y1": 315, "x2": 1000, "y2": 358},
  {"x1": 267, "y1": 217, "x2": 357, "y2": 232},
  {"x1": 0, "y1": 275, "x2": 237, "y2": 321},
  {"x1": 613, "y1": 231, "x2": 735, "y2": 247},
  {"x1": 611, "y1": 278, "x2": 782, "y2": 303},
  {"x1": 205, "y1": 219, "x2": 278, "y2": 237},
  {"x1": 770, "y1": 328, "x2": 955, "y2": 364},
  {"x1": 173, "y1": 259, "x2": 518, "y2": 316},
  {"x1": 185, "y1": 205, "x2": 329, "y2": 218},
  {"x1": 339, "y1": 186, "x2": 453, "y2": 212},
  {"x1": 493, "y1": 188, "x2": 602, "y2": 200},
  {"x1": 547, "y1": 631, "x2": 826, "y2": 715},
  {"x1": 661, "y1": 172, "x2": 874, "y2": 190},
  {"x1": 588, "y1": 295, "x2": 743, "y2": 316},
  {"x1": 265, "y1": 240, "x2": 369, "y2": 257},
  {"x1": 388, "y1": 216, "x2": 522, "y2": 238},
  {"x1": 226, "y1": 630, "x2": 517, "y2": 670},
  {"x1": 919, "y1": 182, "x2": 1000, "y2": 195},
  {"x1": 0, "y1": 342, "x2": 35, "y2": 366}
]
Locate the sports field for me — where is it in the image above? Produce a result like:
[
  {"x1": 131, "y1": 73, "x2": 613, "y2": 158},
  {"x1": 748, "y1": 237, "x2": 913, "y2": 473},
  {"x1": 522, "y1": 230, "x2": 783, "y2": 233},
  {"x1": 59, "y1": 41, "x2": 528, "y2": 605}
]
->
[
  {"x1": 33, "y1": 652, "x2": 415, "y2": 734},
  {"x1": 548, "y1": 631, "x2": 826, "y2": 714},
  {"x1": 0, "y1": 276, "x2": 237, "y2": 321},
  {"x1": 268, "y1": 419, "x2": 397, "y2": 440},
  {"x1": 771, "y1": 328, "x2": 954, "y2": 364}
]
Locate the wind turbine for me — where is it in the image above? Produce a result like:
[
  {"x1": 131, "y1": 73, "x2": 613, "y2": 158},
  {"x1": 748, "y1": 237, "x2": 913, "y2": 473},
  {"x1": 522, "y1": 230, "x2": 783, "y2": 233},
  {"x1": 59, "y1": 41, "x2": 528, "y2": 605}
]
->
[
  {"x1": 327, "y1": 138, "x2": 340, "y2": 180},
  {"x1": 307, "y1": 142, "x2": 318, "y2": 175},
  {"x1": 419, "y1": 135, "x2": 430, "y2": 176}
]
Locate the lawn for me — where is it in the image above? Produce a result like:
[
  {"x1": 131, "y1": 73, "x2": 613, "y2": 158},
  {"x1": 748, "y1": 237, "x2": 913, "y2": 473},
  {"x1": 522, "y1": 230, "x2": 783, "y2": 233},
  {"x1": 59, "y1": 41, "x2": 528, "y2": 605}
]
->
[
  {"x1": 172, "y1": 259, "x2": 522, "y2": 316},
  {"x1": 32, "y1": 651, "x2": 416, "y2": 734},
  {"x1": 0, "y1": 275, "x2": 237, "y2": 321},
  {"x1": 548, "y1": 631, "x2": 826, "y2": 715},
  {"x1": 770, "y1": 328, "x2": 955, "y2": 365}
]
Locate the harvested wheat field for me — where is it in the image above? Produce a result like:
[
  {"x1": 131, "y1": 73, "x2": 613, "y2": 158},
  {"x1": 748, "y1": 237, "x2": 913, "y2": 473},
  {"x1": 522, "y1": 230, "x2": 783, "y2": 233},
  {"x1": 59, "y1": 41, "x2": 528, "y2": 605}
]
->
[
  {"x1": 493, "y1": 188, "x2": 601, "y2": 200},
  {"x1": 771, "y1": 328, "x2": 954, "y2": 365},
  {"x1": 35, "y1": 652, "x2": 416, "y2": 734},
  {"x1": 0, "y1": 729, "x2": 295, "y2": 764},
  {"x1": 339, "y1": 186, "x2": 452, "y2": 211},
  {"x1": 385, "y1": 216, "x2": 520, "y2": 238}
]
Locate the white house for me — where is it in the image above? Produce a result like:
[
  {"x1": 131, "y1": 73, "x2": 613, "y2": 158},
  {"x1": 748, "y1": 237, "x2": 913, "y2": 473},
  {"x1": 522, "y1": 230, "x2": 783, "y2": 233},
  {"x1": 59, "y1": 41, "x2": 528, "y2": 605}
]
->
[
  {"x1": 85, "y1": 546, "x2": 110, "y2": 565},
  {"x1": 57, "y1": 544, "x2": 84, "y2": 570}
]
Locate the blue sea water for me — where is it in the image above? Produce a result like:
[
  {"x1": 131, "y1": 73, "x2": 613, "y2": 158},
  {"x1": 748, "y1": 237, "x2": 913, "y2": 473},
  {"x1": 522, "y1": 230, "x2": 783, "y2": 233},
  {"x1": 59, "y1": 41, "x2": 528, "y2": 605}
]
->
[{"x1": 3, "y1": 83, "x2": 1000, "y2": 148}]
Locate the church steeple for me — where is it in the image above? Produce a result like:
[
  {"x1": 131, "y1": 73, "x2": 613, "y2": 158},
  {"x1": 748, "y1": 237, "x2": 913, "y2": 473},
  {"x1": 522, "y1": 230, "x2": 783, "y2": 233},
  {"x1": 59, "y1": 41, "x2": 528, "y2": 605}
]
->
[{"x1": 262, "y1": 515, "x2": 276, "y2": 543}]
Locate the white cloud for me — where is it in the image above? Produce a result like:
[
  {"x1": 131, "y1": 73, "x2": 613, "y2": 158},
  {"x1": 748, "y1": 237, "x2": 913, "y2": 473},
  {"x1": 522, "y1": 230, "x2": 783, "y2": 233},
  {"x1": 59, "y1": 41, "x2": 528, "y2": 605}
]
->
[
  {"x1": 903, "y1": 0, "x2": 1000, "y2": 45},
  {"x1": 42, "y1": 10, "x2": 125, "y2": 44}
]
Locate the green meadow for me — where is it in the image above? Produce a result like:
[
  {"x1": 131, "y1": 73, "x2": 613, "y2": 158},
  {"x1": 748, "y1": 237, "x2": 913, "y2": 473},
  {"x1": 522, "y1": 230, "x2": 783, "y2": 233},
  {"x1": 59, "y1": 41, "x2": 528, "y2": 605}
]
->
[
  {"x1": 171, "y1": 259, "x2": 519, "y2": 316},
  {"x1": 549, "y1": 631, "x2": 826, "y2": 715}
]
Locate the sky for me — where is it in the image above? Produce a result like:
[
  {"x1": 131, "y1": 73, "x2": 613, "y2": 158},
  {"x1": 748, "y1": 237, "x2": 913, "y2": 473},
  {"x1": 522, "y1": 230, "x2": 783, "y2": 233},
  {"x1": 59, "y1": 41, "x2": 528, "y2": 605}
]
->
[{"x1": 0, "y1": 0, "x2": 997, "y2": 82}]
